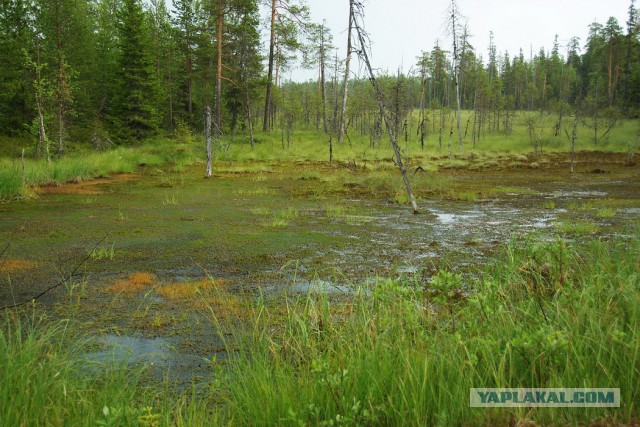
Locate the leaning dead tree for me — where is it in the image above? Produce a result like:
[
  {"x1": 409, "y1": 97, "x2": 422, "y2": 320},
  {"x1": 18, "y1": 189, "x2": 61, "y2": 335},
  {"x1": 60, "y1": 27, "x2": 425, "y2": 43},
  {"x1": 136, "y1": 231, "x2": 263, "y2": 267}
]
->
[{"x1": 351, "y1": 1, "x2": 419, "y2": 214}]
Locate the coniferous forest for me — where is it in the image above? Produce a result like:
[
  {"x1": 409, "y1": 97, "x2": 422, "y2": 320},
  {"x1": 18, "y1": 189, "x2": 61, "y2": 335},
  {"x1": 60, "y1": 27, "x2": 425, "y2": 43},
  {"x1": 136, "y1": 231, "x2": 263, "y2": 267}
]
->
[{"x1": 1, "y1": 0, "x2": 639, "y2": 150}]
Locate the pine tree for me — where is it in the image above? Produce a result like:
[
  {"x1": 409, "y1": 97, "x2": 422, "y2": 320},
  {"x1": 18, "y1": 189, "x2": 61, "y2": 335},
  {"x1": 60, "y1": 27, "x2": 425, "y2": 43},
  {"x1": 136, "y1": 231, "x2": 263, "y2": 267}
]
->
[
  {"x1": 262, "y1": 0, "x2": 309, "y2": 131},
  {"x1": 224, "y1": 0, "x2": 263, "y2": 141},
  {"x1": 35, "y1": 0, "x2": 93, "y2": 155}
]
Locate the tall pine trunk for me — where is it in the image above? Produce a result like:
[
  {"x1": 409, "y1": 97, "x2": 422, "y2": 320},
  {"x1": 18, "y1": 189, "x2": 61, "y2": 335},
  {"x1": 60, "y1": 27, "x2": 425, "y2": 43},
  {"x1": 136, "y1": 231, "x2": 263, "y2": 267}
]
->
[
  {"x1": 263, "y1": 0, "x2": 276, "y2": 132},
  {"x1": 352, "y1": 4, "x2": 418, "y2": 214},
  {"x1": 215, "y1": 1, "x2": 223, "y2": 135}
]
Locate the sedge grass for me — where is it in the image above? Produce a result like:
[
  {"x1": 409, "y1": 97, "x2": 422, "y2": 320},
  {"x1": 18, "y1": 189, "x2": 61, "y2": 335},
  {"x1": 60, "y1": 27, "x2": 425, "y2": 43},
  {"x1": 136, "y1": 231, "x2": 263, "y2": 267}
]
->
[
  {"x1": 222, "y1": 230, "x2": 640, "y2": 426},
  {"x1": 0, "y1": 140, "x2": 198, "y2": 202},
  {"x1": 0, "y1": 315, "x2": 142, "y2": 426}
]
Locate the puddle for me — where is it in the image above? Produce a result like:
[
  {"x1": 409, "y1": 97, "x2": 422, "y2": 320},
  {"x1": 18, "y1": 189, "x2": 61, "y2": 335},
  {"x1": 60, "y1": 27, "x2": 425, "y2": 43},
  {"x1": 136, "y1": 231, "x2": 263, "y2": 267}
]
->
[
  {"x1": 84, "y1": 334, "x2": 170, "y2": 365},
  {"x1": 264, "y1": 278, "x2": 358, "y2": 295},
  {"x1": 83, "y1": 334, "x2": 223, "y2": 387}
]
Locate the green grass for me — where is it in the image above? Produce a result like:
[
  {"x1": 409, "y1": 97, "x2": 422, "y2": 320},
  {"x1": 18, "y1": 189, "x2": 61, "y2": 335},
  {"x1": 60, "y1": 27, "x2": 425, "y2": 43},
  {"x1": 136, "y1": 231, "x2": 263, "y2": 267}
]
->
[
  {"x1": 2, "y1": 111, "x2": 638, "y2": 202},
  {"x1": 1, "y1": 230, "x2": 638, "y2": 425},
  {"x1": 0, "y1": 139, "x2": 199, "y2": 202},
  {"x1": 223, "y1": 231, "x2": 640, "y2": 426},
  {"x1": 0, "y1": 166, "x2": 26, "y2": 200},
  {"x1": 324, "y1": 205, "x2": 353, "y2": 218},
  {"x1": 89, "y1": 243, "x2": 116, "y2": 261},
  {"x1": 250, "y1": 206, "x2": 272, "y2": 216},
  {"x1": 554, "y1": 220, "x2": 600, "y2": 235},
  {"x1": 596, "y1": 207, "x2": 617, "y2": 218},
  {"x1": 0, "y1": 316, "x2": 142, "y2": 426}
]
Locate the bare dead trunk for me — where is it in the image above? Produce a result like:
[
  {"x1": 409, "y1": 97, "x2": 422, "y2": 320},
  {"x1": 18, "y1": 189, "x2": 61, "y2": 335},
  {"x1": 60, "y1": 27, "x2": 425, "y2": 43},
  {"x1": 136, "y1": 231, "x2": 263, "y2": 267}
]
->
[
  {"x1": 205, "y1": 106, "x2": 212, "y2": 177},
  {"x1": 570, "y1": 111, "x2": 578, "y2": 173},
  {"x1": 338, "y1": 0, "x2": 354, "y2": 144},
  {"x1": 21, "y1": 149, "x2": 25, "y2": 184},
  {"x1": 246, "y1": 94, "x2": 255, "y2": 150},
  {"x1": 320, "y1": 23, "x2": 328, "y2": 133},
  {"x1": 418, "y1": 71, "x2": 426, "y2": 150},
  {"x1": 450, "y1": 1, "x2": 463, "y2": 150}
]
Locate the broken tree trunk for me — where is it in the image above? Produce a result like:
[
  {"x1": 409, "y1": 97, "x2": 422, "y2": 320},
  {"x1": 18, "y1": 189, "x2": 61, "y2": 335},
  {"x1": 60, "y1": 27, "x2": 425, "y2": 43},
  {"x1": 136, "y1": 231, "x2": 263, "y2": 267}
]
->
[
  {"x1": 570, "y1": 111, "x2": 578, "y2": 173},
  {"x1": 205, "y1": 106, "x2": 212, "y2": 177}
]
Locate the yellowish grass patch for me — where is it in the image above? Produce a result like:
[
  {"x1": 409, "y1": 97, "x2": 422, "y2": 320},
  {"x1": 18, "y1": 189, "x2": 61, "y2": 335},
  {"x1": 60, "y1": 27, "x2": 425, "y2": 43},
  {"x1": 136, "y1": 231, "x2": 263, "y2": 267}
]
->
[
  {"x1": 0, "y1": 259, "x2": 39, "y2": 273},
  {"x1": 156, "y1": 279, "x2": 219, "y2": 300},
  {"x1": 104, "y1": 272, "x2": 155, "y2": 293}
]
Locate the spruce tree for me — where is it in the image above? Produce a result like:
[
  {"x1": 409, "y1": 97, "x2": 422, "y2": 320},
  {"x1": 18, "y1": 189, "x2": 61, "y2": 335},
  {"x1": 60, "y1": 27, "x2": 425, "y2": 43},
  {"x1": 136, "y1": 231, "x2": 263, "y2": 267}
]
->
[
  {"x1": 0, "y1": 0, "x2": 35, "y2": 135},
  {"x1": 114, "y1": 0, "x2": 160, "y2": 142}
]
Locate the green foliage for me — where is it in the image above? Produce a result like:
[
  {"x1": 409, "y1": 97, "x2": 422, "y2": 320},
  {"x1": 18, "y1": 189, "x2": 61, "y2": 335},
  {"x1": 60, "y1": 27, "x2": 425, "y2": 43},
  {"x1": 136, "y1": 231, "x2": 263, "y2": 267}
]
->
[
  {"x1": 89, "y1": 243, "x2": 116, "y2": 261},
  {"x1": 0, "y1": 139, "x2": 198, "y2": 201},
  {"x1": 0, "y1": 165, "x2": 26, "y2": 200},
  {"x1": 554, "y1": 220, "x2": 600, "y2": 235},
  {"x1": 0, "y1": 0, "x2": 639, "y2": 152}
]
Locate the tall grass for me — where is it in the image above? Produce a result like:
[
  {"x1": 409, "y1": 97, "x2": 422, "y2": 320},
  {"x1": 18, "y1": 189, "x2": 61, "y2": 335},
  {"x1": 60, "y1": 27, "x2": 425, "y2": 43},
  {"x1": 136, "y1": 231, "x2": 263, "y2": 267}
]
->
[
  {"x1": 0, "y1": 139, "x2": 199, "y2": 201},
  {"x1": 222, "y1": 231, "x2": 639, "y2": 425},
  {"x1": 2, "y1": 113, "x2": 637, "y2": 202},
  {"x1": 0, "y1": 315, "x2": 143, "y2": 425}
]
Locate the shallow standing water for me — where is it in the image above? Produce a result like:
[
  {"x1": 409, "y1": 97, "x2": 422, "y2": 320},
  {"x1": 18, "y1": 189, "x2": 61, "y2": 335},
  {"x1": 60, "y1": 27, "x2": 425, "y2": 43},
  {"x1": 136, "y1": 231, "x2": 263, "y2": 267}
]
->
[{"x1": 1, "y1": 160, "x2": 638, "y2": 386}]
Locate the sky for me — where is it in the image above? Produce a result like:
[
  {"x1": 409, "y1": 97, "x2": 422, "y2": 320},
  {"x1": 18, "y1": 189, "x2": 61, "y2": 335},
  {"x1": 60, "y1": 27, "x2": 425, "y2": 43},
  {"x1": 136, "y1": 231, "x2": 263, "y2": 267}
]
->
[{"x1": 282, "y1": 0, "x2": 632, "y2": 81}]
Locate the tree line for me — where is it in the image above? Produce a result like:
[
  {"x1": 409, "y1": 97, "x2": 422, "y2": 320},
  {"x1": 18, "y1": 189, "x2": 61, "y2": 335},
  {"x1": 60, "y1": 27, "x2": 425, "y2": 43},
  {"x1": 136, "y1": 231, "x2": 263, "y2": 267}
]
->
[{"x1": 1, "y1": 0, "x2": 638, "y2": 156}]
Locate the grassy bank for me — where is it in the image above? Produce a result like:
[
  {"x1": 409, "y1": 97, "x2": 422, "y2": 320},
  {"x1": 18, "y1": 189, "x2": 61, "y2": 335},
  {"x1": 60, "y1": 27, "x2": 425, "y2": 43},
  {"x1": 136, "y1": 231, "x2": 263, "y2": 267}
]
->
[
  {"x1": 1, "y1": 111, "x2": 638, "y2": 202},
  {"x1": 0, "y1": 139, "x2": 198, "y2": 202},
  {"x1": 1, "y1": 228, "x2": 638, "y2": 426}
]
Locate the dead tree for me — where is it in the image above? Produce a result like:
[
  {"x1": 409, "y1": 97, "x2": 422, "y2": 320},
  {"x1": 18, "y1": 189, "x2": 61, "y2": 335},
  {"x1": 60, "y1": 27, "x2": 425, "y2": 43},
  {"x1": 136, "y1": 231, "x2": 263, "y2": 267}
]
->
[
  {"x1": 205, "y1": 106, "x2": 213, "y2": 177},
  {"x1": 448, "y1": 0, "x2": 464, "y2": 150},
  {"x1": 338, "y1": 0, "x2": 354, "y2": 144},
  {"x1": 569, "y1": 110, "x2": 579, "y2": 173},
  {"x1": 417, "y1": 52, "x2": 428, "y2": 150},
  {"x1": 352, "y1": 1, "x2": 418, "y2": 214}
]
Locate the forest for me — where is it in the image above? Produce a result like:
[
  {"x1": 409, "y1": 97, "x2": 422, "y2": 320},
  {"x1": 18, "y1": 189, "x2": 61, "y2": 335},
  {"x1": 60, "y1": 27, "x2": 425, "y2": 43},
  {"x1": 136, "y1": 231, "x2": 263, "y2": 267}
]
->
[
  {"x1": 0, "y1": 0, "x2": 639, "y2": 153},
  {"x1": 0, "y1": 1, "x2": 639, "y2": 426}
]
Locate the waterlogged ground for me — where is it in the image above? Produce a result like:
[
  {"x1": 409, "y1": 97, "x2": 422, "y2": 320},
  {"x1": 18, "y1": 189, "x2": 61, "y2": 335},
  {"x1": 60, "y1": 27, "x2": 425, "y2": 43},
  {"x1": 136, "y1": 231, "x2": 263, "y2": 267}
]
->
[{"x1": 1, "y1": 152, "x2": 639, "y2": 387}]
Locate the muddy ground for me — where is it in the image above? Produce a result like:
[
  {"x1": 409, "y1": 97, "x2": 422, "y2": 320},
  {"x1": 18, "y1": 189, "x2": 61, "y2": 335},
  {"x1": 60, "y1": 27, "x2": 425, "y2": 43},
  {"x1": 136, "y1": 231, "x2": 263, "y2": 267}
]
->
[{"x1": 1, "y1": 151, "x2": 638, "y2": 388}]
